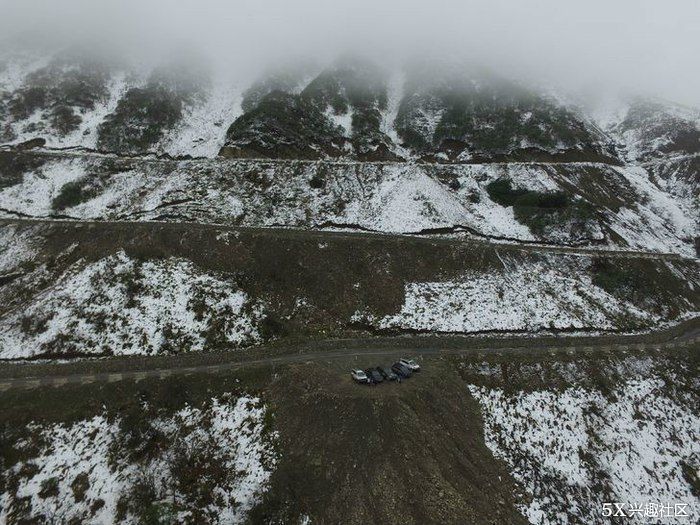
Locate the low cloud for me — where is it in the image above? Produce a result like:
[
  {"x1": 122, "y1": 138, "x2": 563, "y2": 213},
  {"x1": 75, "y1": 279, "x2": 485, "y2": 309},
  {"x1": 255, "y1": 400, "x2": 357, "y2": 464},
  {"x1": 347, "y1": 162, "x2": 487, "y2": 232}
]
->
[{"x1": 2, "y1": 0, "x2": 699, "y2": 106}]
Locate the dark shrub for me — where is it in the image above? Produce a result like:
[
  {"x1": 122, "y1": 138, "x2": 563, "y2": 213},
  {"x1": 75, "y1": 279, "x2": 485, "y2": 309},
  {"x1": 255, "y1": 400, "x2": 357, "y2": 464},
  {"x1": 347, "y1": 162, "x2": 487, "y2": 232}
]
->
[
  {"x1": 39, "y1": 477, "x2": 59, "y2": 498},
  {"x1": 52, "y1": 178, "x2": 98, "y2": 211}
]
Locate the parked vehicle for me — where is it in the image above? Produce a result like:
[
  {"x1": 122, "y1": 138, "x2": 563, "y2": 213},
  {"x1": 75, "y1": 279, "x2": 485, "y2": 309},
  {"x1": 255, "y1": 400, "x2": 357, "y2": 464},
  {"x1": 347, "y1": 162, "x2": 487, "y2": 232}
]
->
[
  {"x1": 366, "y1": 368, "x2": 384, "y2": 384},
  {"x1": 399, "y1": 358, "x2": 420, "y2": 372},
  {"x1": 377, "y1": 366, "x2": 398, "y2": 381},
  {"x1": 392, "y1": 362, "x2": 412, "y2": 378},
  {"x1": 351, "y1": 369, "x2": 370, "y2": 384}
]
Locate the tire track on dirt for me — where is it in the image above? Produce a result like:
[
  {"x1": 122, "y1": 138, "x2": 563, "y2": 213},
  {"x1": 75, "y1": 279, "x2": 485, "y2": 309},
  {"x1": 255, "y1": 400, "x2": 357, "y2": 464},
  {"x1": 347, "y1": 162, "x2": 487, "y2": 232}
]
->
[{"x1": 1, "y1": 322, "x2": 698, "y2": 391}]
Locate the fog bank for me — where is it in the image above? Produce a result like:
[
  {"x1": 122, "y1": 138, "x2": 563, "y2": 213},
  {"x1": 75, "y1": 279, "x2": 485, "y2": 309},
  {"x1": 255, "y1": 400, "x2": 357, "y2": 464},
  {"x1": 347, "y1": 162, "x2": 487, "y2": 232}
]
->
[{"x1": 1, "y1": 0, "x2": 699, "y2": 106}]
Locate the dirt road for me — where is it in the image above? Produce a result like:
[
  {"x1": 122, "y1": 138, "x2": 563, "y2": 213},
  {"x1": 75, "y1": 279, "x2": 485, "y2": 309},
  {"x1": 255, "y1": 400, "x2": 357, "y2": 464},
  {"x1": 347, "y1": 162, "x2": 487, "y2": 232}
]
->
[
  {"x1": 1, "y1": 217, "x2": 692, "y2": 261},
  {"x1": 1, "y1": 317, "x2": 697, "y2": 391}
]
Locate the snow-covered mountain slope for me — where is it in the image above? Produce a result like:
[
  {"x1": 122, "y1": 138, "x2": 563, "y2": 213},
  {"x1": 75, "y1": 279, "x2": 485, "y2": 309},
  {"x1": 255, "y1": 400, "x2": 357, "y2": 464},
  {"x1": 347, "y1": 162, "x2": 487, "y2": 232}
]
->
[
  {"x1": 0, "y1": 249, "x2": 265, "y2": 359},
  {"x1": 0, "y1": 222, "x2": 696, "y2": 360},
  {"x1": 601, "y1": 98, "x2": 700, "y2": 163},
  {"x1": 464, "y1": 353, "x2": 700, "y2": 525},
  {"x1": 0, "y1": 50, "x2": 243, "y2": 156},
  {"x1": 221, "y1": 58, "x2": 399, "y2": 160},
  {"x1": 592, "y1": 98, "x2": 700, "y2": 253},
  {"x1": 646, "y1": 155, "x2": 699, "y2": 235},
  {"x1": 393, "y1": 61, "x2": 617, "y2": 163},
  {"x1": 0, "y1": 151, "x2": 695, "y2": 255},
  {"x1": 0, "y1": 50, "x2": 691, "y2": 165},
  {"x1": 354, "y1": 254, "x2": 697, "y2": 334},
  {"x1": 1, "y1": 50, "x2": 697, "y2": 254},
  {"x1": 1, "y1": 395, "x2": 277, "y2": 524},
  {"x1": 220, "y1": 58, "x2": 624, "y2": 163}
]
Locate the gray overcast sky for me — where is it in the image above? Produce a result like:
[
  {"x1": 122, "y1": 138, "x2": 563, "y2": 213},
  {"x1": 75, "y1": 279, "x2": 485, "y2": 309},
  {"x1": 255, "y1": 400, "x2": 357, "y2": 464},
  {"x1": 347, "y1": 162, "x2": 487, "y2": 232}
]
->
[{"x1": 2, "y1": 0, "x2": 699, "y2": 106}]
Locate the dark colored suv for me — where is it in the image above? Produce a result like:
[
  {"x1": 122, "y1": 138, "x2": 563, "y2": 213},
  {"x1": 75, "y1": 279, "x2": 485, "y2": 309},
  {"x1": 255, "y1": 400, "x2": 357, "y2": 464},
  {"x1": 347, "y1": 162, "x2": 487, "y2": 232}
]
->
[
  {"x1": 366, "y1": 368, "x2": 384, "y2": 384},
  {"x1": 377, "y1": 366, "x2": 398, "y2": 381},
  {"x1": 391, "y1": 362, "x2": 412, "y2": 378}
]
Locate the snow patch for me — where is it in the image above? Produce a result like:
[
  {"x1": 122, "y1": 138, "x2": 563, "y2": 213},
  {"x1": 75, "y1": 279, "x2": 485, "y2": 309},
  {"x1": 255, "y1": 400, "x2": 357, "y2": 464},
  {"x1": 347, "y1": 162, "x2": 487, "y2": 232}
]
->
[
  {"x1": 0, "y1": 158, "x2": 87, "y2": 216},
  {"x1": 362, "y1": 255, "x2": 668, "y2": 333},
  {"x1": 469, "y1": 378, "x2": 700, "y2": 524},
  {"x1": 0, "y1": 251, "x2": 265, "y2": 358},
  {"x1": 1, "y1": 395, "x2": 276, "y2": 524}
]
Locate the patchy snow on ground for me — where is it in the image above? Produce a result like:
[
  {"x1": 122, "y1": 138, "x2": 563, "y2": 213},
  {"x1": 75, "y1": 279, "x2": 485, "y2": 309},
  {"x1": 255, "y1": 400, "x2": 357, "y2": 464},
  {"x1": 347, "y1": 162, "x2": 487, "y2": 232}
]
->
[
  {"x1": 0, "y1": 157, "x2": 87, "y2": 216},
  {"x1": 4, "y1": 414, "x2": 125, "y2": 524},
  {"x1": 160, "y1": 80, "x2": 244, "y2": 158},
  {"x1": 158, "y1": 397, "x2": 276, "y2": 523},
  {"x1": 1, "y1": 395, "x2": 276, "y2": 524},
  {"x1": 0, "y1": 251, "x2": 265, "y2": 358},
  {"x1": 648, "y1": 156, "x2": 700, "y2": 222},
  {"x1": 325, "y1": 106, "x2": 353, "y2": 138},
  {"x1": 0, "y1": 55, "x2": 237, "y2": 156},
  {"x1": 336, "y1": 164, "x2": 471, "y2": 232},
  {"x1": 0, "y1": 223, "x2": 41, "y2": 273},
  {"x1": 0, "y1": 52, "x2": 51, "y2": 93},
  {"x1": 468, "y1": 377, "x2": 700, "y2": 524},
  {"x1": 605, "y1": 165, "x2": 697, "y2": 256},
  {"x1": 0, "y1": 56, "x2": 143, "y2": 149},
  {"x1": 356, "y1": 254, "x2": 685, "y2": 334},
  {"x1": 604, "y1": 100, "x2": 700, "y2": 163},
  {"x1": 38, "y1": 73, "x2": 131, "y2": 150},
  {"x1": 0, "y1": 155, "x2": 695, "y2": 255}
]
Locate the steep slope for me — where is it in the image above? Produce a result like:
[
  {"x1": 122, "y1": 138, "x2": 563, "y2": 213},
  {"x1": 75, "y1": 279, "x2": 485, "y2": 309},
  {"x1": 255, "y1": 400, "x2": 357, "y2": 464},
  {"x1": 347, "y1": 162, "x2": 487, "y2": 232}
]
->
[
  {"x1": 220, "y1": 91, "x2": 348, "y2": 160},
  {"x1": 1, "y1": 393, "x2": 276, "y2": 524},
  {"x1": 598, "y1": 98, "x2": 700, "y2": 252},
  {"x1": 462, "y1": 350, "x2": 700, "y2": 524},
  {"x1": 0, "y1": 151, "x2": 695, "y2": 255},
  {"x1": 606, "y1": 98, "x2": 700, "y2": 162},
  {"x1": 0, "y1": 49, "x2": 243, "y2": 157},
  {"x1": 0, "y1": 221, "x2": 697, "y2": 360},
  {"x1": 0, "y1": 49, "x2": 127, "y2": 147},
  {"x1": 221, "y1": 58, "x2": 399, "y2": 160},
  {"x1": 394, "y1": 62, "x2": 617, "y2": 163}
]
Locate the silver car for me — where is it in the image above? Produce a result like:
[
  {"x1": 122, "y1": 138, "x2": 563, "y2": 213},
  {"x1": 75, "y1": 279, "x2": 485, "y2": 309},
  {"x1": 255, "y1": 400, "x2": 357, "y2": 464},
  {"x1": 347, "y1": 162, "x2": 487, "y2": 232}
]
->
[
  {"x1": 399, "y1": 358, "x2": 420, "y2": 371},
  {"x1": 351, "y1": 369, "x2": 370, "y2": 384}
]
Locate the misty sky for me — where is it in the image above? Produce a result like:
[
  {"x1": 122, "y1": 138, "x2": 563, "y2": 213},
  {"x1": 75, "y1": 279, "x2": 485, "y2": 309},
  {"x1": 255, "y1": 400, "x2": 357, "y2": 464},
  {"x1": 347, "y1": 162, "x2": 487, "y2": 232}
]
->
[{"x1": 2, "y1": 0, "x2": 699, "y2": 106}]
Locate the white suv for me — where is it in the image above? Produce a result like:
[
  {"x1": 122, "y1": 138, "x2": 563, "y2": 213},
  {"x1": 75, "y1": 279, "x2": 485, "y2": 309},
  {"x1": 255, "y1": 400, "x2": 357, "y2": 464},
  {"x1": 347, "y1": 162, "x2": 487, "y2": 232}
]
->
[
  {"x1": 351, "y1": 369, "x2": 370, "y2": 384},
  {"x1": 399, "y1": 358, "x2": 420, "y2": 371}
]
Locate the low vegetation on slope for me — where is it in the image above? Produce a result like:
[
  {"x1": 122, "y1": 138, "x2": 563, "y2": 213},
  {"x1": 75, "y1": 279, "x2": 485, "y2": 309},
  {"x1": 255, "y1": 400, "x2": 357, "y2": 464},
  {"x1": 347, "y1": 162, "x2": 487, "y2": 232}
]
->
[
  {"x1": 1, "y1": 346, "x2": 696, "y2": 524},
  {"x1": 0, "y1": 250, "x2": 265, "y2": 359},
  {"x1": 222, "y1": 58, "x2": 399, "y2": 160},
  {"x1": 220, "y1": 91, "x2": 347, "y2": 159},
  {"x1": 394, "y1": 63, "x2": 615, "y2": 162},
  {"x1": 2, "y1": 49, "x2": 698, "y2": 169},
  {"x1": 0, "y1": 223, "x2": 697, "y2": 360},
  {"x1": 1, "y1": 391, "x2": 277, "y2": 524},
  {"x1": 0, "y1": 51, "x2": 114, "y2": 143},
  {"x1": 0, "y1": 152, "x2": 695, "y2": 255},
  {"x1": 0, "y1": 359, "x2": 530, "y2": 525},
  {"x1": 610, "y1": 98, "x2": 700, "y2": 162},
  {"x1": 460, "y1": 350, "x2": 700, "y2": 524},
  {"x1": 486, "y1": 178, "x2": 597, "y2": 236},
  {"x1": 96, "y1": 63, "x2": 207, "y2": 154}
]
